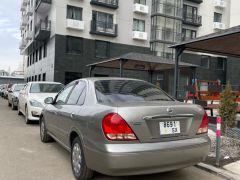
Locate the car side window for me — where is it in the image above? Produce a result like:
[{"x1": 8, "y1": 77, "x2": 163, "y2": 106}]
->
[
  {"x1": 77, "y1": 87, "x2": 86, "y2": 105},
  {"x1": 67, "y1": 81, "x2": 86, "y2": 105},
  {"x1": 55, "y1": 84, "x2": 74, "y2": 105}
]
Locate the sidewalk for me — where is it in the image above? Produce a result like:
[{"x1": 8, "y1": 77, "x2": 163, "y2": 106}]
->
[{"x1": 197, "y1": 163, "x2": 240, "y2": 180}]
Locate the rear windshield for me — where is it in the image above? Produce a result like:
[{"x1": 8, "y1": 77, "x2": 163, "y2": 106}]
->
[
  {"x1": 30, "y1": 83, "x2": 63, "y2": 93},
  {"x1": 95, "y1": 80, "x2": 173, "y2": 104},
  {"x1": 14, "y1": 85, "x2": 25, "y2": 91}
]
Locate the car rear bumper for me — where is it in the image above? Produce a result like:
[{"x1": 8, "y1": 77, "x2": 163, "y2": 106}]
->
[{"x1": 85, "y1": 136, "x2": 210, "y2": 176}]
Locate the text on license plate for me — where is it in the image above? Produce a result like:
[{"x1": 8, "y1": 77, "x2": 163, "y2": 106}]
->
[{"x1": 159, "y1": 121, "x2": 180, "y2": 135}]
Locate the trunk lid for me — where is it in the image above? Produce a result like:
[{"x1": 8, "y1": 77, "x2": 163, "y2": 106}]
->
[{"x1": 116, "y1": 101, "x2": 204, "y2": 143}]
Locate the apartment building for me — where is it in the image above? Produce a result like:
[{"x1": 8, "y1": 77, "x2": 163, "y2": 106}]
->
[
  {"x1": 20, "y1": 0, "x2": 153, "y2": 84},
  {"x1": 19, "y1": 0, "x2": 240, "y2": 88}
]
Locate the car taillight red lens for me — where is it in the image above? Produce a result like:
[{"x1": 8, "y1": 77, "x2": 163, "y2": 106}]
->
[
  {"x1": 102, "y1": 113, "x2": 137, "y2": 141},
  {"x1": 197, "y1": 112, "x2": 209, "y2": 134}
]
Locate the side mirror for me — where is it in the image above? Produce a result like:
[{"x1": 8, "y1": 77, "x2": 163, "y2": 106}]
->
[{"x1": 44, "y1": 97, "x2": 54, "y2": 104}]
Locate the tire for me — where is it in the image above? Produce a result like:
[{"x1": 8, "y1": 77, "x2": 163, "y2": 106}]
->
[
  {"x1": 17, "y1": 104, "x2": 23, "y2": 115},
  {"x1": 71, "y1": 137, "x2": 93, "y2": 180},
  {"x1": 40, "y1": 117, "x2": 52, "y2": 143},
  {"x1": 25, "y1": 106, "x2": 31, "y2": 124},
  {"x1": 12, "y1": 102, "x2": 17, "y2": 110},
  {"x1": 8, "y1": 101, "x2": 11, "y2": 107}
]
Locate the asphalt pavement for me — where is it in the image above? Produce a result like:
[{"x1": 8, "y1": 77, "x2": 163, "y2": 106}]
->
[{"x1": 0, "y1": 98, "x2": 224, "y2": 180}]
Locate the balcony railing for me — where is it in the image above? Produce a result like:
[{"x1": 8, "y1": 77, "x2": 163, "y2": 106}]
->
[
  {"x1": 152, "y1": 3, "x2": 183, "y2": 19},
  {"x1": 183, "y1": 14, "x2": 202, "y2": 26},
  {"x1": 35, "y1": 20, "x2": 51, "y2": 41},
  {"x1": 90, "y1": 0, "x2": 119, "y2": 9},
  {"x1": 35, "y1": 0, "x2": 52, "y2": 13},
  {"x1": 90, "y1": 20, "x2": 118, "y2": 37},
  {"x1": 151, "y1": 28, "x2": 182, "y2": 43}
]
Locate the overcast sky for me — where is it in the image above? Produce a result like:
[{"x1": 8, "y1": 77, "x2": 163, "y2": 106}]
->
[{"x1": 0, "y1": 0, "x2": 22, "y2": 72}]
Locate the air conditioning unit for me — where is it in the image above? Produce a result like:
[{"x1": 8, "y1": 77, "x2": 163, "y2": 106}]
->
[
  {"x1": 214, "y1": 0, "x2": 225, "y2": 8},
  {"x1": 66, "y1": 19, "x2": 84, "y2": 30},
  {"x1": 132, "y1": 31, "x2": 148, "y2": 41},
  {"x1": 133, "y1": 3, "x2": 149, "y2": 14},
  {"x1": 213, "y1": 22, "x2": 225, "y2": 30}
]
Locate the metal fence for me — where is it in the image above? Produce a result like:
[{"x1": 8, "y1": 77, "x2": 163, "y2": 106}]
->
[{"x1": 209, "y1": 123, "x2": 240, "y2": 139}]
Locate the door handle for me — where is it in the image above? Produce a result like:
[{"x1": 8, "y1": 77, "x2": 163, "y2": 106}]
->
[{"x1": 71, "y1": 112, "x2": 75, "y2": 118}]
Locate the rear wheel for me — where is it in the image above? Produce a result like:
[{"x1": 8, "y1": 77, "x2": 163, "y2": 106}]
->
[
  {"x1": 25, "y1": 106, "x2": 31, "y2": 124},
  {"x1": 71, "y1": 137, "x2": 93, "y2": 180},
  {"x1": 17, "y1": 104, "x2": 22, "y2": 115},
  {"x1": 8, "y1": 101, "x2": 11, "y2": 107},
  {"x1": 11, "y1": 100, "x2": 17, "y2": 110},
  {"x1": 40, "y1": 117, "x2": 52, "y2": 143}
]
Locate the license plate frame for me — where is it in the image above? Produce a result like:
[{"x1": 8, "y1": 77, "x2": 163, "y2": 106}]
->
[{"x1": 159, "y1": 121, "x2": 181, "y2": 135}]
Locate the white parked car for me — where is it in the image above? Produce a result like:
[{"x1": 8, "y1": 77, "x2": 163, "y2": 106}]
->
[{"x1": 18, "y1": 81, "x2": 64, "y2": 124}]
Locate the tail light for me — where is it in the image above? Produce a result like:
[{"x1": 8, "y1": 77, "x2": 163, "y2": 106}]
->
[
  {"x1": 102, "y1": 113, "x2": 137, "y2": 141},
  {"x1": 197, "y1": 112, "x2": 209, "y2": 134}
]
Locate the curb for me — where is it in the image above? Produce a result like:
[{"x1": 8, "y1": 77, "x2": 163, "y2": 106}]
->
[{"x1": 196, "y1": 163, "x2": 239, "y2": 180}]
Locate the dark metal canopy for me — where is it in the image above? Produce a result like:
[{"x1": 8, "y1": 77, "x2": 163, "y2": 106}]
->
[
  {"x1": 170, "y1": 25, "x2": 240, "y2": 98},
  {"x1": 87, "y1": 52, "x2": 196, "y2": 77}
]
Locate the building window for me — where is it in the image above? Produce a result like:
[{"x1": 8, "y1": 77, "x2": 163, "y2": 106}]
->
[
  {"x1": 35, "y1": 49, "x2": 38, "y2": 63},
  {"x1": 33, "y1": 52, "x2": 35, "y2": 64},
  {"x1": 65, "y1": 72, "x2": 82, "y2": 85},
  {"x1": 214, "y1": 12, "x2": 222, "y2": 23},
  {"x1": 217, "y1": 57, "x2": 226, "y2": 70},
  {"x1": 39, "y1": 47, "x2": 42, "y2": 61},
  {"x1": 133, "y1": 19, "x2": 145, "y2": 32},
  {"x1": 38, "y1": 74, "x2": 41, "y2": 81},
  {"x1": 66, "y1": 36, "x2": 83, "y2": 54},
  {"x1": 32, "y1": 76, "x2": 34, "y2": 81},
  {"x1": 27, "y1": 56, "x2": 30, "y2": 67},
  {"x1": 43, "y1": 43, "x2": 47, "y2": 58},
  {"x1": 200, "y1": 56, "x2": 210, "y2": 69},
  {"x1": 67, "y1": 5, "x2": 83, "y2": 20},
  {"x1": 42, "y1": 73, "x2": 46, "y2": 81},
  {"x1": 92, "y1": 11, "x2": 114, "y2": 29},
  {"x1": 182, "y1": 28, "x2": 196, "y2": 41},
  {"x1": 183, "y1": 5, "x2": 198, "y2": 21},
  {"x1": 35, "y1": 75, "x2": 37, "y2": 81},
  {"x1": 95, "y1": 40, "x2": 110, "y2": 58},
  {"x1": 134, "y1": 0, "x2": 146, "y2": 5}
]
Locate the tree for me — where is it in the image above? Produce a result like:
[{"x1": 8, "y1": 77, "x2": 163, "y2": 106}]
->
[{"x1": 219, "y1": 82, "x2": 237, "y2": 134}]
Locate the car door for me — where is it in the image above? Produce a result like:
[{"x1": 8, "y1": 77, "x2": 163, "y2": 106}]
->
[
  {"x1": 46, "y1": 83, "x2": 75, "y2": 139},
  {"x1": 57, "y1": 81, "x2": 87, "y2": 146}
]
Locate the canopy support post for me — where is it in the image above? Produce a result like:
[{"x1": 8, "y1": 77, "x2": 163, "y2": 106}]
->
[
  {"x1": 174, "y1": 47, "x2": 185, "y2": 99},
  {"x1": 89, "y1": 65, "x2": 95, "y2": 77}
]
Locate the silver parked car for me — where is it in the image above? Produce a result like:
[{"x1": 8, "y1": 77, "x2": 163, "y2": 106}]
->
[
  {"x1": 8, "y1": 84, "x2": 25, "y2": 110},
  {"x1": 40, "y1": 78, "x2": 210, "y2": 180}
]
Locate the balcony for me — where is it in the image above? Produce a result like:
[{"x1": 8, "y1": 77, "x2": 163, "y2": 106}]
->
[
  {"x1": 132, "y1": 31, "x2": 148, "y2": 41},
  {"x1": 66, "y1": 19, "x2": 84, "y2": 31},
  {"x1": 90, "y1": 0, "x2": 119, "y2": 9},
  {"x1": 35, "y1": 0, "x2": 52, "y2": 14},
  {"x1": 214, "y1": 0, "x2": 226, "y2": 8},
  {"x1": 151, "y1": 28, "x2": 181, "y2": 43},
  {"x1": 183, "y1": 15, "x2": 202, "y2": 27},
  {"x1": 26, "y1": 31, "x2": 33, "y2": 40},
  {"x1": 27, "y1": 6, "x2": 34, "y2": 16},
  {"x1": 152, "y1": 3, "x2": 182, "y2": 19},
  {"x1": 133, "y1": 3, "x2": 149, "y2": 14},
  {"x1": 35, "y1": 20, "x2": 51, "y2": 41},
  {"x1": 20, "y1": 3, "x2": 27, "y2": 11},
  {"x1": 90, "y1": 20, "x2": 118, "y2": 37},
  {"x1": 213, "y1": 22, "x2": 225, "y2": 30},
  {"x1": 19, "y1": 39, "x2": 27, "y2": 50},
  {"x1": 20, "y1": 16, "x2": 28, "y2": 27},
  {"x1": 185, "y1": 0, "x2": 203, "y2": 4}
]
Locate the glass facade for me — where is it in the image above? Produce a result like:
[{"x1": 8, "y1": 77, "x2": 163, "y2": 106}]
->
[{"x1": 151, "y1": 0, "x2": 183, "y2": 60}]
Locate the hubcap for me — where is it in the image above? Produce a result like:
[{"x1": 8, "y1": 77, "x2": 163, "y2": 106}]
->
[
  {"x1": 40, "y1": 121, "x2": 45, "y2": 139},
  {"x1": 72, "y1": 143, "x2": 82, "y2": 175}
]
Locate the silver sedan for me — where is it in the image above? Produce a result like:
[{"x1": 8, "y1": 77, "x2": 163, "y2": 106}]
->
[{"x1": 40, "y1": 78, "x2": 210, "y2": 180}]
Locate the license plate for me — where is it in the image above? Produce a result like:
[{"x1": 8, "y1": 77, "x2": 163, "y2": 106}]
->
[{"x1": 159, "y1": 121, "x2": 180, "y2": 135}]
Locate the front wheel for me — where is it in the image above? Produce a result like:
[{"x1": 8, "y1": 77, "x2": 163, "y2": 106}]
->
[
  {"x1": 71, "y1": 137, "x2": 93, "y2": 180},
  {"x1": 25, "y1": 106, "x2": 31, "y2": 124},
  {"x1": 40, "y1": 117, "x2": 52, "y2": 143}
]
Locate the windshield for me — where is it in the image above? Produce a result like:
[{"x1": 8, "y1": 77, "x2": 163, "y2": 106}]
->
[
  {"x1": 13, "y1": 85, "x2": 25, "y2": 92},
  {"x1": 30, "y1": 83, "x2": 63, "y2": 93},
  {"x1": 95, "y1": 80, "x2": 173, "y2": 104}
]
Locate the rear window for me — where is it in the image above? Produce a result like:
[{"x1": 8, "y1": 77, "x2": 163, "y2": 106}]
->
[
  {"x1": 14, "y1": 85, "x2": 25, "y2": 91},
  {"x1": 30, "y1": 83, "x2": 63, "y2": 93},
  {"x1": 95, "y1": 80, "x2": 173, "y2": 104}
]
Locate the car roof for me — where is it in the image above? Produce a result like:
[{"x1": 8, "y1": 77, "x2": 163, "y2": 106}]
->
[{"x1": 82, "y1": 77, "x2": 146, "y2": 82}]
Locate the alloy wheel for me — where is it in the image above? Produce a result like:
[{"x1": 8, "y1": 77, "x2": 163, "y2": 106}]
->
[{"x1": 72, "y1": 143, "x2": 82, "y2": 175}]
